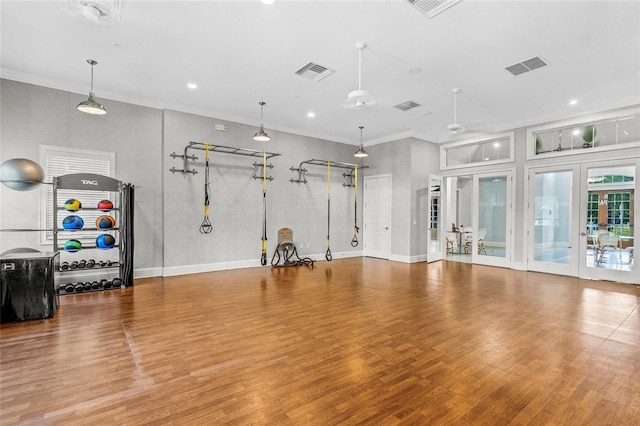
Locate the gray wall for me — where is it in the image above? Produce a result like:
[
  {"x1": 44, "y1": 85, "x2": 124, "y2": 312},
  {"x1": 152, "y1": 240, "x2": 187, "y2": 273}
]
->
[
  {"x1": 0, "y1": 79, "x2": 163, "y2": 274},
  {"x1": 365, "y1": 138, "x2": 411, "y2": 258},
  {"x1": 162, "y1": 109, "x2": 362, "y2": 275},
  {"x1": 410, "y1": 139, "x2": 440, "y2": 259},
  {"x1": 0, "y1": 79, "x2": 365, "y2": 277}
]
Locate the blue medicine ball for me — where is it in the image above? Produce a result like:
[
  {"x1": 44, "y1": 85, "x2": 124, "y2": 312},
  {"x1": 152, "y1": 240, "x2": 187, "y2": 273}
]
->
[
  {"x1": 96, "y1": 234, "x2": 116, "y2": 249},
  {"x1": 62, "y1": 215, "x2": 84, "y2": 230}
]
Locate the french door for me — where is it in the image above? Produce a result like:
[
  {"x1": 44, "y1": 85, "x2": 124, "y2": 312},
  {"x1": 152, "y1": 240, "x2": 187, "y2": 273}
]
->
[
  {"x1": 527, "y1": 159, "x2": 638, "y2": 283},
  {"x1": 471, "y1": 170, "x2": 514, "y2": 267},
  {"x1": 427, "y1": 175, "x2": 443, "y2": 262}
]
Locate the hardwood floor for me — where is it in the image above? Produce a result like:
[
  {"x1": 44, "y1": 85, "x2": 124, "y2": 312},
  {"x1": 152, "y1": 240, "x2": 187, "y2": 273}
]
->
[{"x1": 1, "y1": 257, "x2": 639, "y2": 425}]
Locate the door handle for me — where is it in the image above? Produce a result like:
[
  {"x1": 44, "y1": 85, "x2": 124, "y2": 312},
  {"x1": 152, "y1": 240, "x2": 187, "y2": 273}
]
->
[
  {"x1": 580, "y1": 232, "x2": 586, "y2": 236},
  {"x1": 385, "y1": 227, "x2": 389, "y2": 230}
]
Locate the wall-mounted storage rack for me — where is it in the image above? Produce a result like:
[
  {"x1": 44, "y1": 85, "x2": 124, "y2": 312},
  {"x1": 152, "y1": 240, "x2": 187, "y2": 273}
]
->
[
  {"x1": 52, "y1": 173, "x2": 134, "y2": 295},
  {"x1": 170, "y1": 141, "x2": 281, "y2": 176},
  {"x1": 290, "y1": 159, "x2": 368, "y2": 186}
]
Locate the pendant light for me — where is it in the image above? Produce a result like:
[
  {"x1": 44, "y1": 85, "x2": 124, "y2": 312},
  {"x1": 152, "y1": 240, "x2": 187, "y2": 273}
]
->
[
  {"x1": 253, "y1": 101, "x2": 271, "y2": 142},
  {"x1": 344, "y1": 42, "x2": 376, "y2": 109},
  {"x1": 354, "y1": 126, "x2": 368, "y2": 158},
  {"x1": 77, "y1": 59, "x2": 107, "y2": 115}
]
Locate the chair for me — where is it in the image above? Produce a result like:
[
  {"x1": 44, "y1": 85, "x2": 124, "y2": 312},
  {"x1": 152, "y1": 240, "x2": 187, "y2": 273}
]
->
[
  {"x1": 445, "y1": 237, "x2": 454, "y2": 254},
  {"x1": 476, "y1": 228, "x2": 487, "y2": 255},
  {"x1": 462, "y1": 227, "x2": 474, "y2": 254},
  {"x1": 627, "y1": 246, "x2": 634, "y2": 265},
  {"x1": 595, "y1": 232, "x2": 621, "y2": 265},
  {"x1": 464, "y1": 228, "x2": 487, "y2": 255}
]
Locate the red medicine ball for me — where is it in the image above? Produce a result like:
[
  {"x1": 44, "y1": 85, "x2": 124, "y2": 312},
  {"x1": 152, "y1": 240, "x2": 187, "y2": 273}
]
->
[{"x1": 97, "y1": 200, "x2": 113, "y2": 212}]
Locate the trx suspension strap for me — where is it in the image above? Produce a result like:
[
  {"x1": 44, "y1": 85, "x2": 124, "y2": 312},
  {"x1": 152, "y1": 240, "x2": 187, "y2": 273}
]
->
[
  {"x1": 351, "y1": 164, "x2": 359, "y2": 247},
  {"x1": 261, "y1": 151, "x2": 268, "y2": 265},
  {"x1": 199, "y1": 143, "x2": 213, "y2": 234},
  {"x1": 325, "y1": 160, "x2": 332, "y2": 261}
]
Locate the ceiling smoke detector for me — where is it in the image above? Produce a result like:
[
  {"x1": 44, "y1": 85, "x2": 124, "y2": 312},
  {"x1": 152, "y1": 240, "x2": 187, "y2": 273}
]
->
[{"x1": 63, "y1": 0, "x2": 126, "y2": 24}]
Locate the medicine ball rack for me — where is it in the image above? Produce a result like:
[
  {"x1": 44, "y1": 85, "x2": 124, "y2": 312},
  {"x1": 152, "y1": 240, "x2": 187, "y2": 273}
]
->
[{"x1": 52, "y1": 173, "x2": 133, "y2": 295}]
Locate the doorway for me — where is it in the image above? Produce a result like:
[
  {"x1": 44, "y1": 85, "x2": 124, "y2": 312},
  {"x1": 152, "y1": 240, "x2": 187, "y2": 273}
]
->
[
  {"x1": 527, "y1": 159, "x2": 638, "y2": 283},
  {"x1": 363, "y1": 174, "x2": 391, "y2": 259}
]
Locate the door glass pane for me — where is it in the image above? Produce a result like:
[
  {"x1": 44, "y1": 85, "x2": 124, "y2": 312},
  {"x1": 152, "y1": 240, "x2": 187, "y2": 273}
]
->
[
  {"x1": 429, "y1": 180, "x2": 441, "y2": 258},
  {"x1": 586, "y1": 166, "x2": 635, "y2": 271},
  {"x1": 477, "y1": 176, "x2": 507, "y2": 257},
  {"x1": 534, "y1": 171, "x2": 572, "y2": 263}
]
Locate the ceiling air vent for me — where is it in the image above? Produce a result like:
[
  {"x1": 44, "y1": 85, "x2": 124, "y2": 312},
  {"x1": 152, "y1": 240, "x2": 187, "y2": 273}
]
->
[
  {"x1": 295, "y1": 62, "x2": 334, "y2": 82},
  {"x1": 394, "y1": 100, "x2": 421, "y2": 111},
  {"x1": 406, "y1": 0, "x2": 463, "y2": 18},
  {"x1": 505, "y1": 56, "x2": 548, "y2": 76}
]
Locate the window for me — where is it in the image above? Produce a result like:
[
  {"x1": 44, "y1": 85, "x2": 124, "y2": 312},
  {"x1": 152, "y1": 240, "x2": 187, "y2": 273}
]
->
[
  {"x1": 440, "y1": 132, "x2": 514, "y2": 170},
  {"x1": 607, "y1": 192, "x2": 631, "y2": 232},
  {"x1": 39, "y1": 145, "x2": 115, "y2": 245},
  {"x1": 586, "y1": 193, "x2": 599, "y2": 235},
  {"x1": 527, "y1": 110, "x2": 640, "y2": 160}
]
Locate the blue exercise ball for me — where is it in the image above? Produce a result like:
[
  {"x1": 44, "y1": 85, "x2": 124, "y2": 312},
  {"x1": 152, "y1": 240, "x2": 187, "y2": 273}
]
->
[
  {"x1": 62, "y1": 215, "x2": 84, "y2": 230},
  {"x1": 96, "y1": 234, "x2": 116, "y2": 249}
]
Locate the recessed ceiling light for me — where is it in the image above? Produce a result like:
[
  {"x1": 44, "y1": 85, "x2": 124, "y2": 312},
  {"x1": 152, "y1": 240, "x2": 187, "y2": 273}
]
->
[
  {"x1": 307, "y1": 112, "x2": 315, "y2": 118},
  {"x1": 261, "y1": 0, "x2": 274, "y2": 4},
  {"x1": 569, "y1": 99, "x2": 578, "y2": 105},
  {"x1": 187, "y1": 83, "x2": 198, "y2": 89}
]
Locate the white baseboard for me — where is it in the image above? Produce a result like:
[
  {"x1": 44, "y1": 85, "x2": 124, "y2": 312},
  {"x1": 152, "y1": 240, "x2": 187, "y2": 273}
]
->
[
  {"x1": 511, "y1": 261, "x2": 527, "y2": 271},
  {"x1": 162, "y1": 251, "x2": 364, "y2": 277},
  {"x1": 162, "y1": 259, "x2": 262, "y2": 277},
  {"x1": 389, "y1": 254, "x2": 412, "y2": 263},
  {"x1": 134, "y1": 267, "x2": 163, "y2": 278}
]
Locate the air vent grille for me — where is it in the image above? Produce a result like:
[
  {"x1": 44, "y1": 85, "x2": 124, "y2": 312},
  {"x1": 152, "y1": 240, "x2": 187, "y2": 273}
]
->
[
  {"x1": 505, "y1": 56, "x2": 548, "y2": 76},
  {"x1": 394, "y1": 100, "x2": 421, "y2": 111},
  {"x1": 406, "y1": 0, "x2": 462, "y2": 18},
  {"x1": 295, "y1": 62, "x2": 334, "y2": 82}
]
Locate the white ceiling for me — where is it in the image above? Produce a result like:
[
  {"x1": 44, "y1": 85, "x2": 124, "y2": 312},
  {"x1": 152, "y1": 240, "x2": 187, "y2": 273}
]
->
[{"x1": 1, "y1": 0, "x2": 639, "y2": 146}]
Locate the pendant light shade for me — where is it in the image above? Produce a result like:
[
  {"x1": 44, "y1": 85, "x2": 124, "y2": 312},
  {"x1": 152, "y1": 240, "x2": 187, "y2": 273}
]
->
[
  {"x1": 77, "y1": 59, "x2": 107, "y2": 115},
  {"x1": 354, "y1": 126, "x2": 368, "y2": 158},
  {"x1": 344, "y1": 42, "x2": 376, "y2": 109},
  {"x1": 253, "y1": 101, "x2": 271, "y2": 142}
]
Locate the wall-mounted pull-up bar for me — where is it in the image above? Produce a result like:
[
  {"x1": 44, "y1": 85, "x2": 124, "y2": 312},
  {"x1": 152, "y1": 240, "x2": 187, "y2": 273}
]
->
[
  {"x1": 169, "y1": 141, "x2": 281, "y2": 175},
  {"x1": 289, "y1": 159, "x2": 367, "y2": 184}
]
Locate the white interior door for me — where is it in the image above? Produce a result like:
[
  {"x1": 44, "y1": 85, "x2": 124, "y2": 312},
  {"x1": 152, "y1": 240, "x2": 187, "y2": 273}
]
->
[
  {"x1": 472, "y1": 170, "x2": 514, "y2": 267},
  {"x1": 363, "y1": 174, "x2": 391, "y2": 259},
  {"x1": 427, "y1": 175, "x2": 442, "y2": 262}
]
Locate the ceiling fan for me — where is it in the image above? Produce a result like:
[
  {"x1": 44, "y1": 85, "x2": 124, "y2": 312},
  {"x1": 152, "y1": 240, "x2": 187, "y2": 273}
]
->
[
  {"x1": 344, "y1": 42, "x2": 376, "y2": 109},
  {"x1": 447, "y1": 88, "x2": 465, "y2": 134},
  {"x1": 63, "y1": 0, "x2": 125, "y2": 24}
]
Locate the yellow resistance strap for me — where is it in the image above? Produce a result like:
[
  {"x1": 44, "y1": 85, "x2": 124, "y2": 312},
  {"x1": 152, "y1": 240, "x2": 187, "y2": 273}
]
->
[{"x1": 351, "y1": 165, "x2": 359, "y2": 247}]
